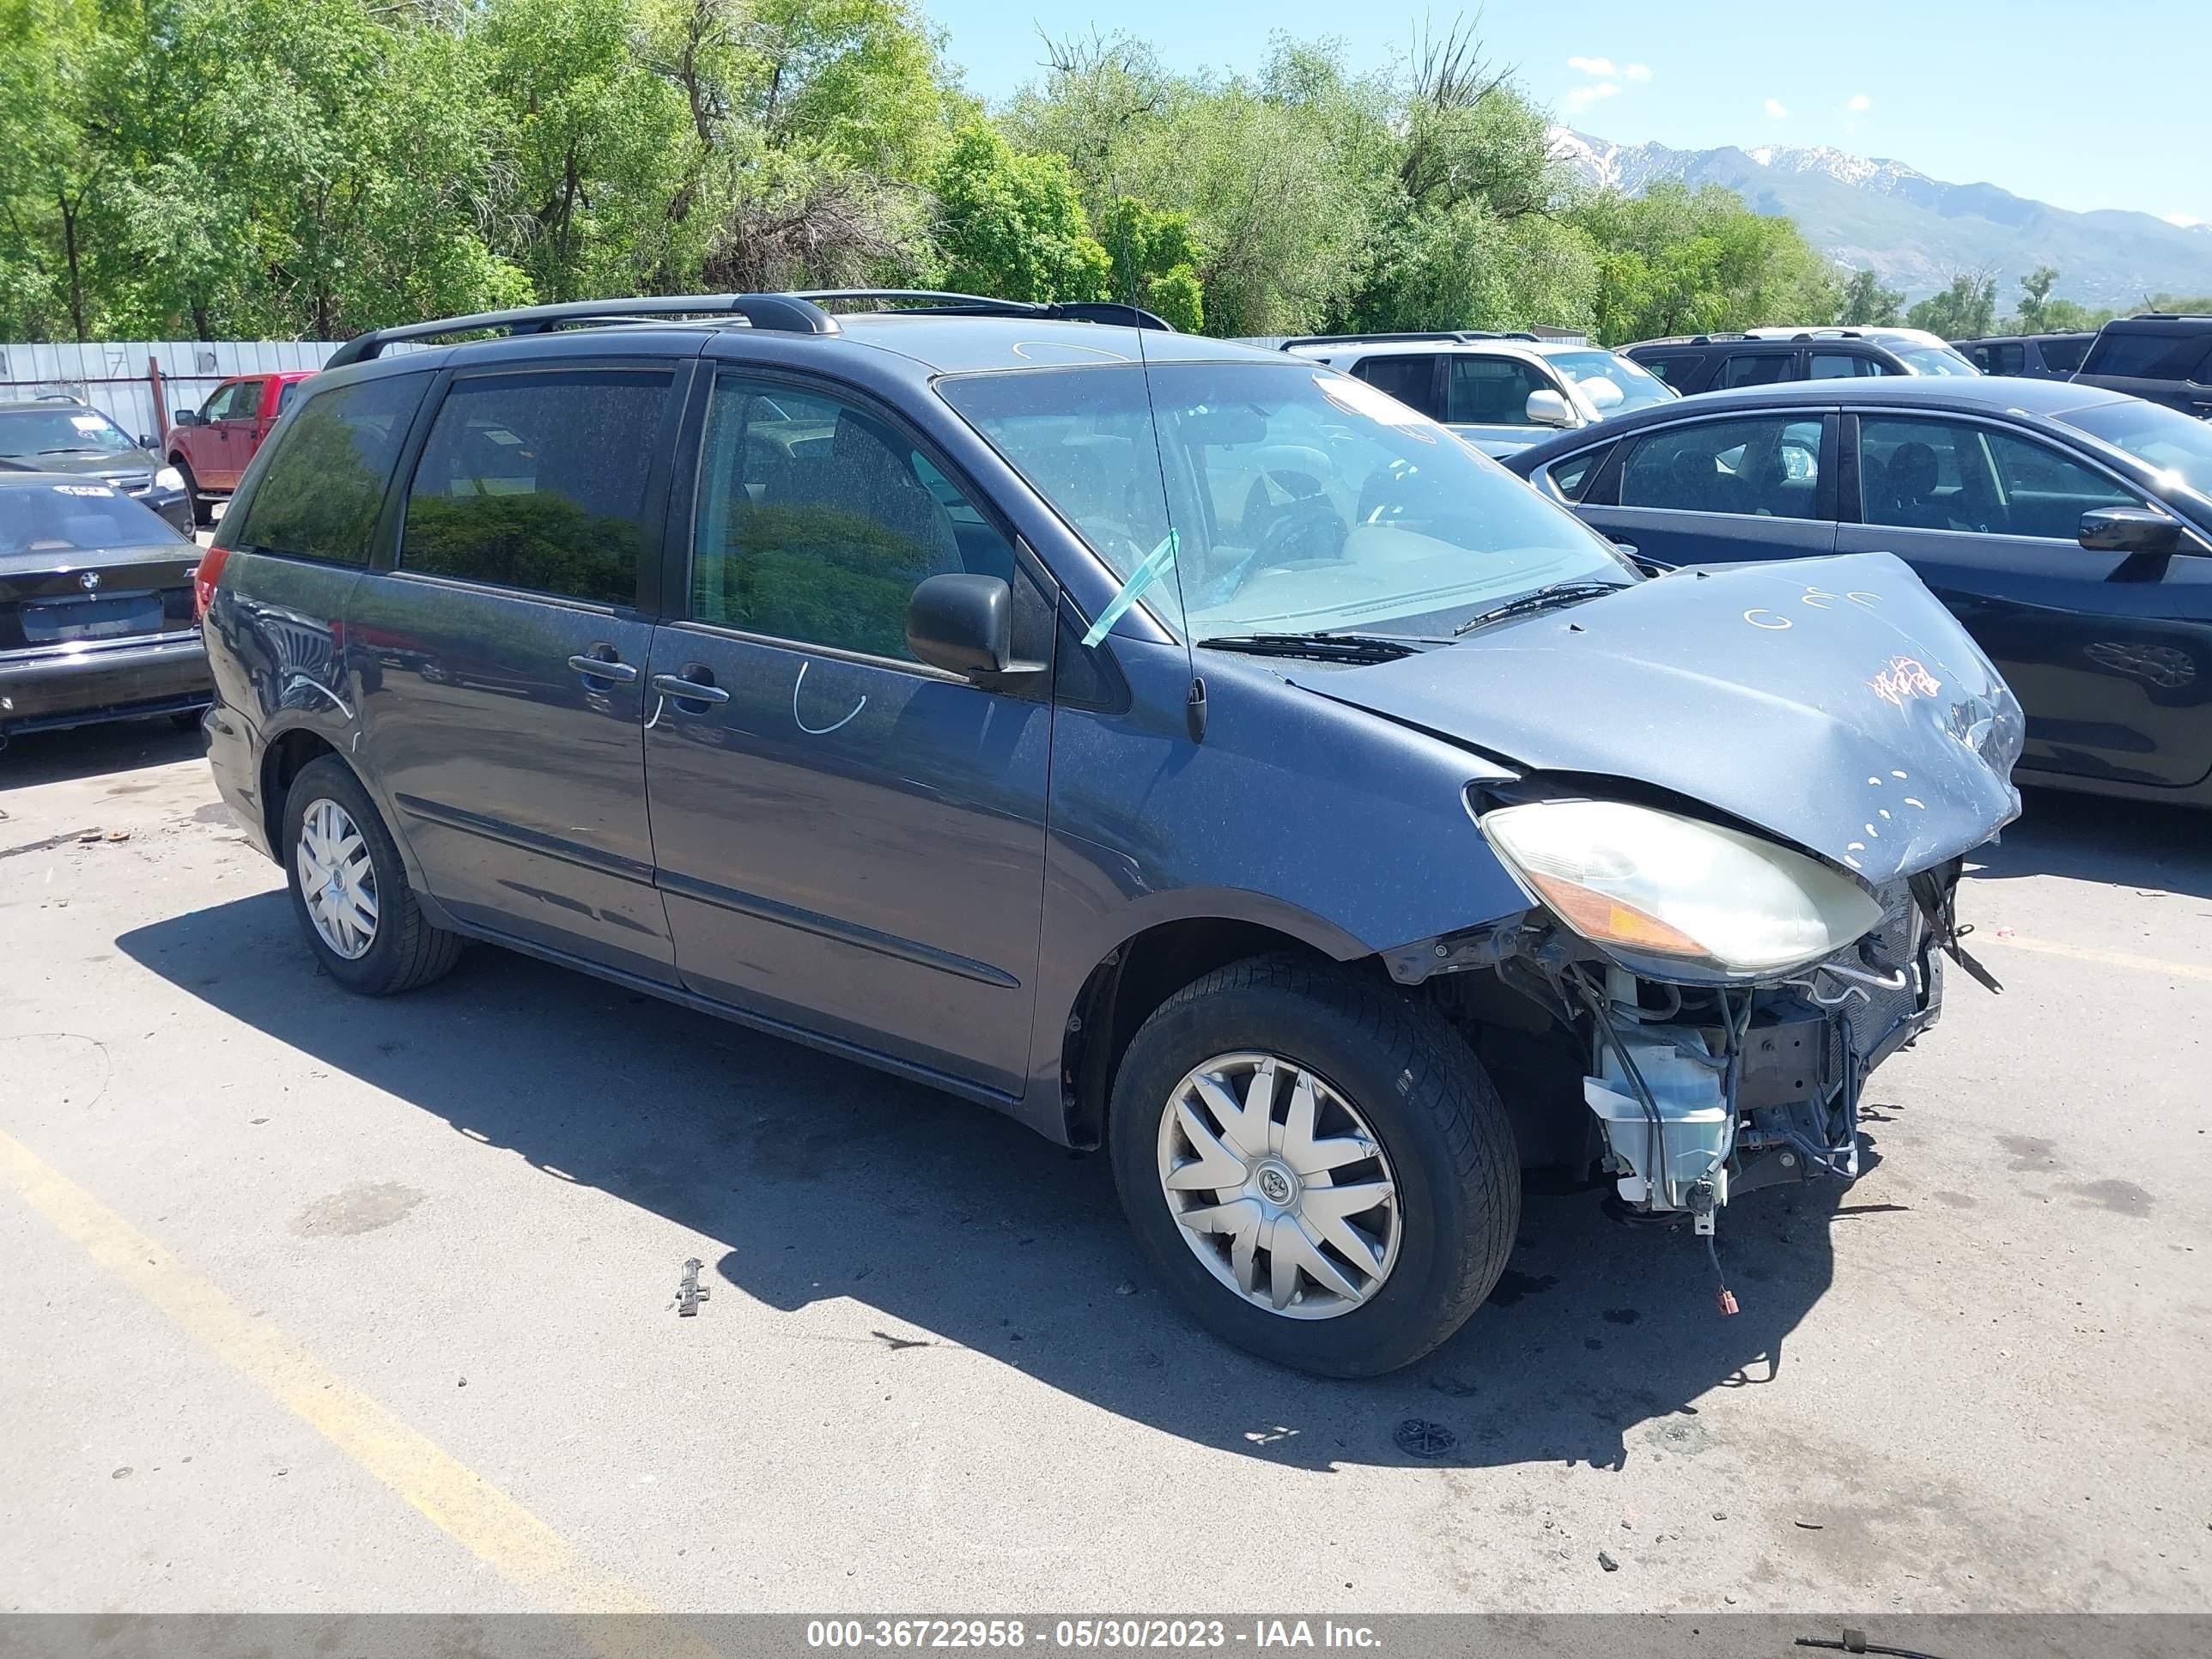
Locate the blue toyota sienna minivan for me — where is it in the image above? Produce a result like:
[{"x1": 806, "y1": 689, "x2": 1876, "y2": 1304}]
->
[{"x1": 196, "y1": 291, "x2": 2024, "y2": 1376}]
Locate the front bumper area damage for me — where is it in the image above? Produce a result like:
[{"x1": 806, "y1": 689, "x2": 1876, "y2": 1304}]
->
[
  {"x1": 1577, "y1": 876, "x2": 1947, "y2": 1228},
  {"x1": 1404, "y1": 856, "x2": 1989, "y2": 1305}
]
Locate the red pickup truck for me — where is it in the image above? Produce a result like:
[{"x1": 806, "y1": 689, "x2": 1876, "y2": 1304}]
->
[{"x1": 165, "y1": 368, "x2": 317, "y2": 522}]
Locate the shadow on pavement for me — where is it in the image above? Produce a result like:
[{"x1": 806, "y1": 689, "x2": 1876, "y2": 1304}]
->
[
  {"x1": 0, "y1": 717, "x2": 205, "y2": 792},
  {"x1": 121, "y1": 890, "x2": 1857, "y2": 1474},
  {"x1": 1969, "y1": 784, "x2": 2212, "y2": 900}
]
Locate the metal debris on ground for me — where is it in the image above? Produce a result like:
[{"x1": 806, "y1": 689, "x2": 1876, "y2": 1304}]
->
[
  {"x1": 676, "y1": 1257, "x2": 710, "y2": 1317},
  {"x1": 1596, "y1": 1550, "x2": 1620, "y2": 1572},
  {"x1": 1393, "y1": 1419, "x2": 1456, "y2": 1458}
]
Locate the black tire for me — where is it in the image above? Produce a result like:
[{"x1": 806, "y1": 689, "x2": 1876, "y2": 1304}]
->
[
  {"x1": 171, "y1": 457, "x2": 204, "y2": 526},
  {"x1": 1107, "y1": 955, "x2": 1519, "y2": 1378},
  {"x1": 281, "y1": 754, "x2": 462, "y2": 996},
  {"x1": 170, "y1": 708, "x2": 206, "y2": 731}
]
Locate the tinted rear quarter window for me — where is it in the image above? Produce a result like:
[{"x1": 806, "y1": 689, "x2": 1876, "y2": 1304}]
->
[
  {"x1": 401, "y1": 370, "x2": 670, "y2": 606},
  {"x1": 233, "y1": 374, "x2": 428, "y2": 566},
  {"x1": 2036, "y1": 337, "x2": 2089, "y2": 374}
]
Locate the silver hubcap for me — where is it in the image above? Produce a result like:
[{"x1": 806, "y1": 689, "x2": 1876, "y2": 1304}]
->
[
  {"x1": 295, "y1": 796, "x2": 378, "y2": 960},
  {"x1": 1156, "y1": 1052, "x2": 1401, "y2": 1320}
]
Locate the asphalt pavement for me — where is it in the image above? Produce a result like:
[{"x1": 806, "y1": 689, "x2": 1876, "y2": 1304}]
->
[{"x1": 2, "y1": 719, "x2": 2208, "y2": 1615}]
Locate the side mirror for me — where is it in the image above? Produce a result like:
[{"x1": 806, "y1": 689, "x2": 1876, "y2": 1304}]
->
[
  {"x1": 172, "y1": 410, "x2": 199, "y2": 427},
  {"x1": 2080, "y1": 507, "x2": 2182, "y2": 556},
  {"x1": 137, "y1": 434, "x2": 155, "y2": 448},
  {"x1": 1525, "y1": 388, "x2": 1577, "y2": 428},
  {"x1": 907, "y1": 574, "x2": 1045, "y2": 681}
]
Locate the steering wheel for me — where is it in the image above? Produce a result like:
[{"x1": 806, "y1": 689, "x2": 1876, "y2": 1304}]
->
[{"x1": 1249, "y1": 494, "x2": 1347, "y2": 570}]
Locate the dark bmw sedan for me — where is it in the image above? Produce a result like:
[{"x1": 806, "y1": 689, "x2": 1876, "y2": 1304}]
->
[
  {"x1": 1505, "y1": 378, "x2": 2212, "y2": 806},
  {"x1": 0, "y1": 472, "x2": 210, "y2": 745}
]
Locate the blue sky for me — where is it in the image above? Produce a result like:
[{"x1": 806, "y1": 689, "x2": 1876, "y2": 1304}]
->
[{"x1": 925, "y1": 1, "x2": 2212, "y2": 226}]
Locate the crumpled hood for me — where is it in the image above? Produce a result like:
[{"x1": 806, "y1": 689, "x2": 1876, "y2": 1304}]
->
[{"x1": 1290, "y1": 552, "x2": 2024, "y2": 883}]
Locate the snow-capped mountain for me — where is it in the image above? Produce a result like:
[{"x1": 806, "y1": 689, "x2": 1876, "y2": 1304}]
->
[{"x1": 1551, "y1": 127, "x2": 2212, "y2": 306}]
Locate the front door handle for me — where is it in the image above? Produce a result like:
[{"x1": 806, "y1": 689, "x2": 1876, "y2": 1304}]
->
[
  {"x1": 568, "y1": 652, "x2": 639, "y2": 684},
  {"x1": 650, "y1": 672, "x2": 730, "y2": 706}
]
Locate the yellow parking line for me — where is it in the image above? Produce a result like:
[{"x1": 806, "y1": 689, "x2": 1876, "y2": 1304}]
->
[
  {"x1": 1984, "y1": 933, "x2": 2212, "y2": 982},
  {"x1": 0, "y1": 1127, "x2": 719, "y2": 1657}
]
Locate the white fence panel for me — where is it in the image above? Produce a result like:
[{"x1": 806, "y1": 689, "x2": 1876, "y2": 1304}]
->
[{"x1": 0, "y1": 339, "x2": 345, "y2": 448}]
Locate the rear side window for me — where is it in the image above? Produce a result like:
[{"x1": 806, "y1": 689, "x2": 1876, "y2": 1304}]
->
[
  {"x1": 401, "y1": 370, "x2": 670, "y2": 606},
  {"x1": 1350, "y1": 356, "x2": 1442, "y2": 420},
  {"x1": 1621, "y1": 416, "x2": 1825, "y2": 520},
  {"x1": 690, "y1": 375, "x2": 1009, "y2": 661},
  {"x1": 1808, "y1": 353, "x2": 1882, "y2": 380},
  {"x1": 2082, "y1": 329, "x2": 2209, "y2": 380},
  {"x1": 1721, "y1": 353, "x2": 1796, "y2": 388},
  {"x1": 1444, "y1": 356, "x2": 1550, "y2": 426},
  {"x1": 1638, "y1": 355, "x2": 1692, "y2": 388},
  {"x1": 233, "y1": 374, "x2": 427, "y2": 567},
  {"x1": 2036, "y1": 337, "x2": 2089, "y2": 374}
]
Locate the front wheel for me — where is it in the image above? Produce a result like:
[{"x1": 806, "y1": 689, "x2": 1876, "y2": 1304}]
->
[
  {"x1": 282, "y1": 754, "x2": 461, "y2": 995},
  {"x1": 1108, "y1": 956, "x2": 1519, "y2": 1377},
  {"x1": 171, "y1": 457, "x2": 205, "y2": 526}
]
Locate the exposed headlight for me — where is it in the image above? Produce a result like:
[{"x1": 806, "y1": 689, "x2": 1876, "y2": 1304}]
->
[
  {"x1": 1480, "y1": 800, "x2": 1882, "y2": 979},
  {"x1": 155, "y1": 465, "x2": 185, "y2": 491}
]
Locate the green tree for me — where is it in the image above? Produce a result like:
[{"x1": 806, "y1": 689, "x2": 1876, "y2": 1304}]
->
[
  {"x1": 1839, "y1": 267, "x2": 1904, "y2": 326},
  {"x1": 1906, "y1": 270, "x2": 1998, "y2": 339},
  {"x1": 1572, "y1": 183, "x2": 1840, "y2": 343},
  {"x1": 931, "y1": 118, "x2": 1109, "y2": 303},
  {"x1": 1097, "y1": 195, "x2": 1205, "y2": 330}
]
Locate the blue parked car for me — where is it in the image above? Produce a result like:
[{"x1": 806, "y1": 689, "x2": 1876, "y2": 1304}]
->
[
  {"x1": 1505, "y1": 376, "x2": 2212, "y2": 808},
  {"x1": 197, "y1": 291, "x2": 2022, "y2": 1375}
]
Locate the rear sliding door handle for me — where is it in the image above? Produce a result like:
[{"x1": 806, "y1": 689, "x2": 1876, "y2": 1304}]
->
[
  {"x1": 568, "y1": 653, "x2": 639, "y2": 683},
  {"x1": 650, "y1": 672, "x2": 730, "y2": 706}
]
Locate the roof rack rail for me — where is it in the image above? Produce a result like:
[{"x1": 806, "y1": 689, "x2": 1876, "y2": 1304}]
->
[
  {"x1": 1684, "y1": 332, "x2": 1753, "y2": 345},
  {"x1": 2126, "y1": 312, "x2": 2212, "y2": 322},
  {"x1": 325, "y1": 293, "x2": 842, "y2": 369},
  {"x1": 793, "y1": 289, "x2": 1171, "y2": 330},
  {"x1": 1276, "y1": 330, "x2": 1541, "y2": 351}
]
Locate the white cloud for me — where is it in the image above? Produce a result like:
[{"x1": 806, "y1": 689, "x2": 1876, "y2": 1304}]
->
[
  {"x1": 1846, "y1": 93, "x2": 1872, "y2": 112},
  {"x1": 1566, "y1": 55, "x2": 1617, "y2": 76},
  {"x1": 1565, "y1": 82, "x2": 1621, "y2": 112},
  {"x1": 1625, "y1": 64, "x2": 1653, "y2": 82},
  {"x1": 1764, "y1": 98, "x2": 1789, "y2": 118},
  {"x1": 2163, "y1": 211, "x2": 2206, "y2": 228}
]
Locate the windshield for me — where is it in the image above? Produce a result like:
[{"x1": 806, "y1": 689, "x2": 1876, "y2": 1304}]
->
[
  {"x1": 0, "y1": 481, "x2": 186, "y2": 554},
  {"x1": 0, "y1": 405, "x2": 138, "y2": 458},
  {"x1": 939, "y1": 362, "x2": 1632, "y2": 642},
  {"x1": 2057, "y1": 398, "x2": 2212, "y2": 501},
  {"x1": 1891, "y1": 344, "x2": 1982, "y2": 377},
  {"x1": 1545, "y1": 350, "x2": 1677, "y2": 414}
]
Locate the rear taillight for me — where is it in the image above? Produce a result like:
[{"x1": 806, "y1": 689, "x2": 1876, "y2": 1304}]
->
[{"x1": 192, "y1": 544, "x2": 230, "y2": 623}]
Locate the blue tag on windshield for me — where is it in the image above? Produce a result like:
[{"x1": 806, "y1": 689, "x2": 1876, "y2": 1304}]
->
[{"x1": 1080, "y1": 529, "x2": 1181, "y2": 648}]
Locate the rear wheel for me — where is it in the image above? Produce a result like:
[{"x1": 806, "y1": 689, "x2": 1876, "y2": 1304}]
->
[
  {"x1": 1107, "y1": 955, "x2": 1519, "y2": 1377},
  {"x1": 282, "y1": 754, "x2": 461, "y2": 995}
]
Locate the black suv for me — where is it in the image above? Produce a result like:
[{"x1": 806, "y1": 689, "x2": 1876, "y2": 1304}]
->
[
  {"x1": 196, "y1": 289, "x2": 2021, "y2": 1376},
  {"x1": 1949, "y1": 333, "x2": 2095, "y2": 379},
  {"x1": 2071, "y1": 313, "x2": 2212, "y2": 416},
  {"x1": 1624, "y1": 327, "x2": 1980, "y2": 394}
]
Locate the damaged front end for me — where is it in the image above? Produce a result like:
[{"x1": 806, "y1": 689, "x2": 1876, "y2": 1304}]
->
[{"x1": 1400, "y1": 784, "x2": 2010, "y2": 1309}]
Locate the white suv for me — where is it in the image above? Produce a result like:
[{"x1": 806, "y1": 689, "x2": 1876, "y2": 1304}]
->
[{"x1": 1272, "y1": 332, "x2": 1677, "y2": 458}]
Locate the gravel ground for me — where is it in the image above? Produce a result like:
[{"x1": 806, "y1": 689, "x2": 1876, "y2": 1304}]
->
[{"x1": 2, "y1": 718, "x2": 2208, "y2": 1617}]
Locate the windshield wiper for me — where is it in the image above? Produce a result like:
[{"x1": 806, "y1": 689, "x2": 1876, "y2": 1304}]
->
[
  {"x1": 1453, "y1": 580, "x2": 1631, "y2": 637},
  {"x1": 1200, "y1": 631, "x2": 1437, "y2": 663}
]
